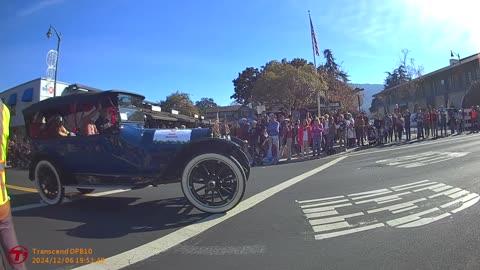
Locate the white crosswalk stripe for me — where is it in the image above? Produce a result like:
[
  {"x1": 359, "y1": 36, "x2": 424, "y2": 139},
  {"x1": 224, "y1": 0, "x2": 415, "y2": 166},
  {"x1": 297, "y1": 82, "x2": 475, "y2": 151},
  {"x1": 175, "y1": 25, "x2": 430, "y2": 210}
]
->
[
  {"x1": 376, "y1": 152, "x2": 469, "y2": 168},
  {"x1": 297, "y1": 180, "x2": 479, "y2": 240}
]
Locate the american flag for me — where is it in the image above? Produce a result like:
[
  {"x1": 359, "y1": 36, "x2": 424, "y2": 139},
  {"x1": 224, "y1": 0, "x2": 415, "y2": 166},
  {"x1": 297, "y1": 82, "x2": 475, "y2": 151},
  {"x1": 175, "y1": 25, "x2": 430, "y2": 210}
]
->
[
  {"x1": 224, "y1": 114, "x2": 230, "y2": 135},
  {"x1": 309, "y1": 13, "x2": 320, "y2": 56},
  {"x1": 212, "y1": 112, "x2": 220, "y2": 136}
]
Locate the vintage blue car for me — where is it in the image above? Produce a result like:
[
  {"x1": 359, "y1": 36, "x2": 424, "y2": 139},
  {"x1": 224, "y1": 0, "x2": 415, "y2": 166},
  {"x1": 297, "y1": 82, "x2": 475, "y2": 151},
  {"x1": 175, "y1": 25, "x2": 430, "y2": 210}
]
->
[{"x1": 22, "y1": 90, "x2": 250, "y2": 213}]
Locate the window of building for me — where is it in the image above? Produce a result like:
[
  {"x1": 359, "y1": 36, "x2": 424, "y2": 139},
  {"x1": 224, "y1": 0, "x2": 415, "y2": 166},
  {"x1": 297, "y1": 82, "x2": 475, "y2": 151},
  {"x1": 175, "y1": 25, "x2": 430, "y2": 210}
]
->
[
  {"x1": 476, "y1": 68, "x2": 480, "y2": 80},
  {"x1": 7, "y1": 93, "x2": 17, "y2": 116},
  {"x1": 21, "y1": 88, "x2": 34, "y2": 102},
  {"x1": 468, "y1": 72, "x2": 473, "y2": 83}
]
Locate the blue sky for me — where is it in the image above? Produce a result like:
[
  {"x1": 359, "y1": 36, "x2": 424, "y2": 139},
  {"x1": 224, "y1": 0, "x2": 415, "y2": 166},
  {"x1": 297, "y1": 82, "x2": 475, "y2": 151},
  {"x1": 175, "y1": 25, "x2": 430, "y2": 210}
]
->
[{"x1": 1, "y1": 0, "x2": 479, "y2": 106}]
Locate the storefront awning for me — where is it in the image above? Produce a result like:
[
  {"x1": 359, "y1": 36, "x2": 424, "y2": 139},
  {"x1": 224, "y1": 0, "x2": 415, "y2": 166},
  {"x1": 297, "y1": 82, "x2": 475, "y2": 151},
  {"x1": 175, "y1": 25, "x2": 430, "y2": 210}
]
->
[
  {"x1": 8, "y1": 93, "x2": 17, "y2": 106},
  {"x1": 22, "y1": 88, "x2": 34, "y2": 102},
  {"x1": 147, "y1": 112, "x2": 178, "y2": 122},
  {"x1": 172, "y1": 114, "x2": 197, "y2": 123}
]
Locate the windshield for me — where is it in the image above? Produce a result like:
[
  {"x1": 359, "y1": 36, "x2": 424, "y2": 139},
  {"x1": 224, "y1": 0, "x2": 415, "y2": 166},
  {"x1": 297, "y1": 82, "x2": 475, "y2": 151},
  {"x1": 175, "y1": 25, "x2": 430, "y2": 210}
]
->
[
  {"x1": 118, "y1": 94, "x2": 143, "y2": 109},
  {"x1": 118, "y1": 93, "x2": 145, "y2": 124}
]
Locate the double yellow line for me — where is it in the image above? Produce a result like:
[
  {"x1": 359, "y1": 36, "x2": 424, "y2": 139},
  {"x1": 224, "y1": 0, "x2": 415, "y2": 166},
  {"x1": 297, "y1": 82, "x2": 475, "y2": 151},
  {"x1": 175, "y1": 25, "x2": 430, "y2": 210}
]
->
[{"x1": 6, "y1": 184, "x2": 37, "y2": 193}]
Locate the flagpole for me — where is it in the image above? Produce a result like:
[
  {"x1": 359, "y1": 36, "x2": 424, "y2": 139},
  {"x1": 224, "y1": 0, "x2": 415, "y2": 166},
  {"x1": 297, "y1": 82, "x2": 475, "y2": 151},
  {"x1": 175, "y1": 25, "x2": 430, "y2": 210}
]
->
[{"x1": 309, "y1": 10, "x2": 321, "y2": 117}]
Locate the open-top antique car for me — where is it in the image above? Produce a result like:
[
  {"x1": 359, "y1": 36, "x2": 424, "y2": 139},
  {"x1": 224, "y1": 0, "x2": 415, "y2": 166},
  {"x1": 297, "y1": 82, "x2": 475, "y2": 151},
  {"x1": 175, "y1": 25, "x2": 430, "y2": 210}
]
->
[{"x1": 22, "y1": 90, "x2": 250, "y2": 213}]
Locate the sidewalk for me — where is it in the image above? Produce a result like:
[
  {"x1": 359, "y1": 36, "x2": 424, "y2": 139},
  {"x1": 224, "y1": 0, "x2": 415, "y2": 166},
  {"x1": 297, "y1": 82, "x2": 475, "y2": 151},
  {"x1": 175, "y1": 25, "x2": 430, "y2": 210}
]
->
[{"x1": 274, "y1": 131, "x2": 472, "y2": 165}]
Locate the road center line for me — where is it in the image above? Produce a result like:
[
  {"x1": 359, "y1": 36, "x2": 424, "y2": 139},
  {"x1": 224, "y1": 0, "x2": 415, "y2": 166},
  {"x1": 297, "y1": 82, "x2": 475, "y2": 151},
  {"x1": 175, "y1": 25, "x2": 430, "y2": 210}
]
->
[{"x1": 72, "y1": 156, "x2": 348, "y2": 270}]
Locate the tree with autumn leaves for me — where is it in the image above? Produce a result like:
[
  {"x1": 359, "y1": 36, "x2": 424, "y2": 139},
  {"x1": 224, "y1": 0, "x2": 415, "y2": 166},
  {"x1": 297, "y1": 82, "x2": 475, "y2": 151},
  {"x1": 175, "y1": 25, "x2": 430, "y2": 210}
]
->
[{"x1": 231, "y1": 49, "x2": 357, "y2": 114}]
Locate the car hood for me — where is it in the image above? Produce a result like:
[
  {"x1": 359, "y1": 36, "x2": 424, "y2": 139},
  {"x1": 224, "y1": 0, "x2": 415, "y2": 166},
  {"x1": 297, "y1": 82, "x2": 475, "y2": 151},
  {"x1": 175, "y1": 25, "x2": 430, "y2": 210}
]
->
[{"x1": 150, "y1": 128, "x2": 211, "y2": 144}]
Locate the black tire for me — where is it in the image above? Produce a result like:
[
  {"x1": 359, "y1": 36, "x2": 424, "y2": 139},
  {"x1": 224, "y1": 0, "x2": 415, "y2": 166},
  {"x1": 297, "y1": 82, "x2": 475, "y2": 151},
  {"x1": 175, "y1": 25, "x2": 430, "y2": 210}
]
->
[
  {"x1": 77, "y1": 188, "x2": 94, "y2": 194},
  {"x1": 34, "y1": 160, "x2": 64, "y2": 205},
  {"x1": 181, "y1": 153, "x2": 246, "y2": 213}
]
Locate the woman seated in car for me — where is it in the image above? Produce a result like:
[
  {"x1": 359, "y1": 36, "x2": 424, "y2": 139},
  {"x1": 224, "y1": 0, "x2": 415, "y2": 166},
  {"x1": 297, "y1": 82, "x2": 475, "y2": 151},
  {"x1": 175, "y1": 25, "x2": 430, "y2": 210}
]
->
[
  {"x1": 46, "y1": 115, "x2": 70, "y2": 138},
  {"x1": 29, "y1": 112, "x2": 46, "y2": 139}
]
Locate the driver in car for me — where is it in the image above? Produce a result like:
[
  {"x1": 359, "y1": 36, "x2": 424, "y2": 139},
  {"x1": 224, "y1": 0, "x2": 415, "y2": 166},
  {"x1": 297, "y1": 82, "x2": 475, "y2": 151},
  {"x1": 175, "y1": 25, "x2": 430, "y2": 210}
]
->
[{"x1": 95, "y1": 107, "x2": 113, "y2": 133}]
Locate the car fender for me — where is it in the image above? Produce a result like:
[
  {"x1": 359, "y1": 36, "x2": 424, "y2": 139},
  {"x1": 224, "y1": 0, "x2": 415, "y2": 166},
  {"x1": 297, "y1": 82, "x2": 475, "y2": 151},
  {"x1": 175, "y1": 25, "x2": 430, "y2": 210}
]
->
[
  {"x1": 28, "y1": 152, "x2": 71, "y2": 184},
  {"x1": 162, "y1": 137, "x2": 250, "y2": 181}
]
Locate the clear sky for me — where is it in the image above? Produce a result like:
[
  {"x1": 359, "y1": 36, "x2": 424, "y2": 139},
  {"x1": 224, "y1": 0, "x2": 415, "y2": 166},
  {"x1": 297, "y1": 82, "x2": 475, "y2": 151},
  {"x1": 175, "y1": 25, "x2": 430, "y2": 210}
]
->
[{"x1": 1, "y1": 0, "x2": 479, "y2": 106}]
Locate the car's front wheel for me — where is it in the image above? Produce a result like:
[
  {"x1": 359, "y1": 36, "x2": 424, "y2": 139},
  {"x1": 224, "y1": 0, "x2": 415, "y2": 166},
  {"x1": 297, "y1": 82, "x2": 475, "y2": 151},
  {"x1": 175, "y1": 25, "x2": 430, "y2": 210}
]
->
[
  {"x1": 181, "y1": 153, "x2": 246, "y2": 213},
  {"x1": 34, "y1": 160, "x2": 64, "y2": 205}
]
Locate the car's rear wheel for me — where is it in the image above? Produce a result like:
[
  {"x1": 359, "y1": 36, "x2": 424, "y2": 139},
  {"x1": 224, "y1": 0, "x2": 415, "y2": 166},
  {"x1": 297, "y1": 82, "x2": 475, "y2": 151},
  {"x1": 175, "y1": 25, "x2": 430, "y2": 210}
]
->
[
  {"x1": 181, "y1": 153, "x2": 246, "y2": 213},
  {"x1": 34, "y1": 160, "x2": 64, "y2": 205},
  {"x1": 77, "y1": 188, "x2": 94, "y2": 194}
]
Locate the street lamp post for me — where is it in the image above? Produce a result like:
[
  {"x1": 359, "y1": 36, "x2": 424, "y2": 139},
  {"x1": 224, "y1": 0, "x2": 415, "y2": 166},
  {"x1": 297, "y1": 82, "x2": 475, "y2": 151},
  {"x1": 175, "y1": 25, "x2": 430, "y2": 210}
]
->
[
  {"x1": 46, "y1": 25, "x2": 62, "y2": 97},
  {"x1": 354, "y1": 87, "x2": 364, "y2": 112}
]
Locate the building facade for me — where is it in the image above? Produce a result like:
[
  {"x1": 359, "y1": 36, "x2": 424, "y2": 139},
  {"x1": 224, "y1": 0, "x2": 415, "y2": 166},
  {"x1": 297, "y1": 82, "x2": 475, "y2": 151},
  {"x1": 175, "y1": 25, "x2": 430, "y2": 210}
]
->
[
  {"x1": 0, "y1": 78, "x2": 72, "y2": 139},
  {"x1": 374, "y1": 54, "x2": 480, "y2": 113}
]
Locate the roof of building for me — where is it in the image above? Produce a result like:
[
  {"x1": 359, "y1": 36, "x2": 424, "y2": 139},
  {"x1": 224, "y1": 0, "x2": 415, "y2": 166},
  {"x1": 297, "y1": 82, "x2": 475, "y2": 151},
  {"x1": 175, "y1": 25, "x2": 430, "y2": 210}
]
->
[
  {"x1": 0, "y1": 77, "x2": 71, "y2": 95},
  {"x1": 374, "y1": 53, "x2": 480, "y2": 97},
  {"x1": 206, "y1": 105, "x2": 242, "y2": 113},
  {"x1": 144, "y1": 110, "x2": 178, "y2": 121},
  {"x1": 23, "y1": 90, "x2": 145, "y2": 117}
]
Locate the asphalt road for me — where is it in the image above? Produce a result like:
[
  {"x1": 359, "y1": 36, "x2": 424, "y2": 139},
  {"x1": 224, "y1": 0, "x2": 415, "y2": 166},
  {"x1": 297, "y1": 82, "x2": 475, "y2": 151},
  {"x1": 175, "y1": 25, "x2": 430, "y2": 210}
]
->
[{"x1": 7, "y1": 133, "x2": 480, "y2": 270}]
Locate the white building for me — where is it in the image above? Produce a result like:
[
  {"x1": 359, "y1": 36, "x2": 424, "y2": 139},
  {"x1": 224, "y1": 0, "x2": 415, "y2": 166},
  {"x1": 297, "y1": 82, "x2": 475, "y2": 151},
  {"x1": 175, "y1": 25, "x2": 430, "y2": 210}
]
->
[{"x1": 0, "y1": 78, "x2": 71, "y2": 139}]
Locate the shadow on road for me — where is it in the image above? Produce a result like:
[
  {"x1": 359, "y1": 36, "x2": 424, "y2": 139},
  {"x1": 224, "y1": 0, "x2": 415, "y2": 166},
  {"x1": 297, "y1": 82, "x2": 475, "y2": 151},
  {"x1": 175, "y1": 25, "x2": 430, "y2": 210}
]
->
[{"x1": 13, "y1": 196, "x2": 211, "y2": 239}]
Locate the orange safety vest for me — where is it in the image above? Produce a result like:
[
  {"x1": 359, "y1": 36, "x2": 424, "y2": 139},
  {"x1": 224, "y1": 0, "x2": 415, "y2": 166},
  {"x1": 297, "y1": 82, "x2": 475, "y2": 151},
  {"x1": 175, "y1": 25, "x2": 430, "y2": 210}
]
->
[{"x1": 0, "y1": 101, "x2": 10, "y2": 205}]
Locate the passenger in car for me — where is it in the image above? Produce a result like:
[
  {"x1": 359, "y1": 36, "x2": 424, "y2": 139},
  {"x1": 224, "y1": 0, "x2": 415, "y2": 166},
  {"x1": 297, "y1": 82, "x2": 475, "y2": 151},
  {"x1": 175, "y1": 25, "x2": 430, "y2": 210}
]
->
[
  {"x1": 46, "y1": 115, "x2": 69, "y2": 137},
  {"x1": 72, "y1": 104, "x2": 100, "y2": 136},
  {"x1": 86, "y1": 118, "x2": 99, "y2": 136}
]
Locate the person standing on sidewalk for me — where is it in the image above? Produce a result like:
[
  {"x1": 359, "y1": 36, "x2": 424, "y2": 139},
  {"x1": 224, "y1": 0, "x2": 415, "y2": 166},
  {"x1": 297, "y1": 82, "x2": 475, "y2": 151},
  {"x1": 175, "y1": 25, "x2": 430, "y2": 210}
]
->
[
  {"x1": 247, "y1": 120, "x2": 260, "y2": 162},
  {"x1": 470, "y1": 106, "x2": 477, "y2": 133},
  {"x1": 337, "y1": 115, "x2": 347, "y2": 149},
  {"x1": 311, "y1": 117, "x2": 323, "y2": 159},
  {"x1": 448, "y1": 109, "x2": 456, "y2": 135},
  {"x1": 397, "y1": 114, "x2": 404, "y2": 141},
  {"x1": 440, "y1": 106, "x2": 447, "y2": 136},
  {"x1": 430, "y1": 109, "x2": 438, "y2": 138},
  {"x1": 423, "y1": 108, "x2": 431, "y2": 138},
  {"x1": 267, "y1": 113, "x2": 280, "y2": 165},
  {"x1": 355, "y1": 114, "x2": 365, "y2": 146},
  {"x1": 0, "y1": 100, "x2": 26, "y2": 270},
  {"x1": 416, "y1": 109, "x2": 425, "y2": 139},
  {"x1": 327, "y1": 116, "x2": 337, "y2": 152},
  {"x1": 298, "y1": 119, "x2": 312, "y2": 159},
  {"x1": 457, "y1": 108, "x2": 464, "y2": 133},
  {"x1": 374, "y1": 114, "x2": 383, "y2": 144},
  {"x1": 392, "y1": 113, "x2": 398, "y2": 142},
  {"x1": 383, "y1": 114, "x2": 393, "y2": 143},
  {"x1": 403, "y1": 109, "x2": 411, "y2": 141},
  {"x1": 362, "y1": 112, "x2": 369, "y2": 144},
  {"x1": 284, "y1": 119, "x2": 293, "y2": 161}
]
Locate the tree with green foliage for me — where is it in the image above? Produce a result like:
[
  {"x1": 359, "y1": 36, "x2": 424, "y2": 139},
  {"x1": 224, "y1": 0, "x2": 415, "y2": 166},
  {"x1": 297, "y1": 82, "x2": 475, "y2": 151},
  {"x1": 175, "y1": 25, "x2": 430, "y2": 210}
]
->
[
  {"x1": 195, "y1": 97, "x2": 217, "y2": 116},
  {"x1": 231, "y1": 67, "x2": 261, "y2": 105},
  {"x1": 252, "y1": 59, "x2": 323, "y2": 114},
  {"x1": 161, "y1": 91, "x2": 199, "y2": 116},
  {"x1": 318, "y1": 49, "x2": 356, "y2": 111},
  {"x1": 371, "y1": 49, "x2": 424, "y2": 113}
]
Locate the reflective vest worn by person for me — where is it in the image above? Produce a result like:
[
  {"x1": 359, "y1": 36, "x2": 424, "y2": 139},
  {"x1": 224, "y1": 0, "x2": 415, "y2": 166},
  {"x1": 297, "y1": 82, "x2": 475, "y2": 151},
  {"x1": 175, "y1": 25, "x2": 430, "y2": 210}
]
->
[{"x1": 0, "y1": 102, "x2": 10, "y2": 210}]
